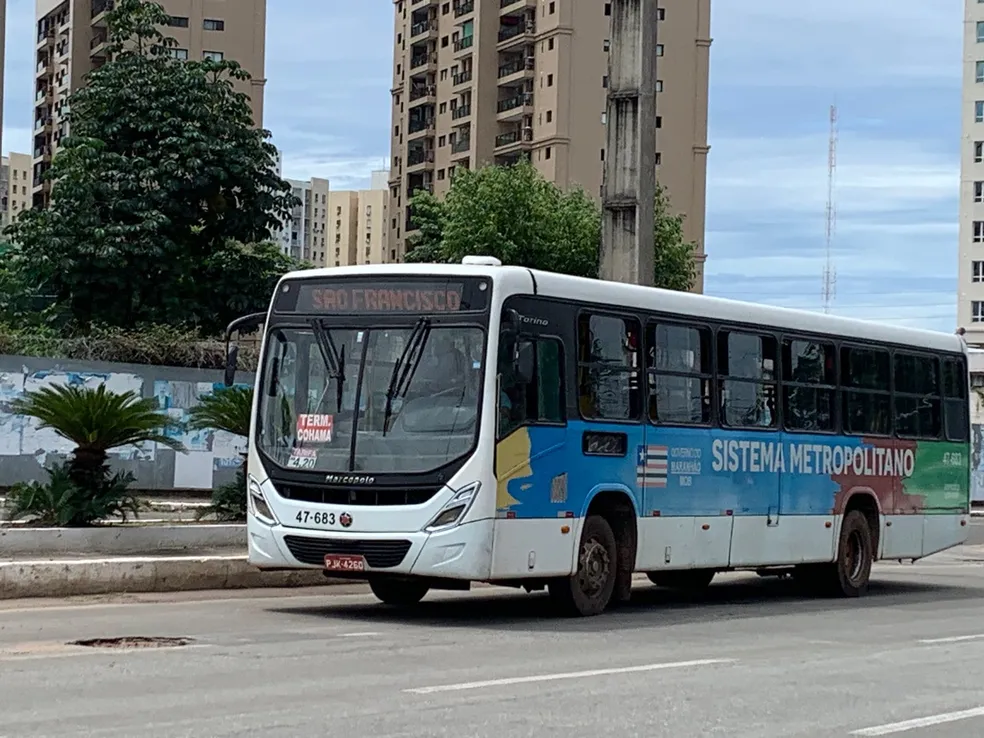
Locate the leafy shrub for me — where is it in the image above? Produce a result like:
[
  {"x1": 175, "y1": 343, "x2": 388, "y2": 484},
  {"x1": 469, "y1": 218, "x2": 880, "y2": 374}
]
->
[
  {"x1": 0, "y1": 322, "x2": 260, "y2": 370},
  {"x1": 197, "y1": 466, "x2": 247, "y2": 522},
  {"x1": 5, "y1": 462, "x2": 141, "y2": 527}
]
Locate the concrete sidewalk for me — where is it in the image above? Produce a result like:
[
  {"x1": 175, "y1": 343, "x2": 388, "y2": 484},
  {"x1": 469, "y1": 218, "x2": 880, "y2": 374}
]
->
[{"x1": 0, "y1": 550, "x2": 348, "y2": 600}]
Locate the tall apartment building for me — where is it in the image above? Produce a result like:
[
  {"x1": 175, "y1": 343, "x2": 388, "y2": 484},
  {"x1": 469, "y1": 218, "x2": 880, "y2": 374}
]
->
[
  {"x1": 1, "y1": 154, "x2": 34, "y2": 227},
  {"x1": 276, "y1": 177, "x2": 330, "y2": 265},
  {"x1": 326, "y1": 173, "x2": 392, "y2": 267},
  {"x1": 959, "y1": 0, "x2": 984, "y2": 342},
  {"x1": 387, "y1": 0, "x2": 711, "y2": 290},
  {"x1": 32, "y1": 0, "x2": 266, "y2": 209}
]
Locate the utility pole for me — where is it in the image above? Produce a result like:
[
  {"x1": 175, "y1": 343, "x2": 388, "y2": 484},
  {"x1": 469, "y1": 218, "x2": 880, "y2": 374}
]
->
[{"x1": 599, "y1": 0, "x2": 658, "y2": 287}]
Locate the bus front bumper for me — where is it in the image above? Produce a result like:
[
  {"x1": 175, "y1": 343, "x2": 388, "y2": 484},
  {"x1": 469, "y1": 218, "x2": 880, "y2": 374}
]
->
[{"x1": 247, "y1": 514, "x2": 494, "y2": 581}]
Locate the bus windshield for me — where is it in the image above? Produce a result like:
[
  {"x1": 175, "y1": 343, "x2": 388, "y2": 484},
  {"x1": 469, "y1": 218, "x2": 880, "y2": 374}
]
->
[{"x1": 256, "y1": 322, "x2": 486, "y2": 475}]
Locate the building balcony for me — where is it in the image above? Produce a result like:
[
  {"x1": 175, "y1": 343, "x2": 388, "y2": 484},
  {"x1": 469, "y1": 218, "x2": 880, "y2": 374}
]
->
[
  {"x1": 451, "y1": 137, "x2": 471, "y2": 154},
  {"x1": 35, "y1": 87, "x2": 54, "y2": 106},
  {"x1": 451, "y1": 104, "x2": 472, "y2": 120},
  {"x1": 495, "y1": 126, "x2": 533, "y2": 152},
  {"x1": 498, "y1": 55, "x2": 534, "y2": 82},
  {"x1": 407, "y1": 149, "x2": 435, "y2": 170},
  {"x1": 409, "y1": 52, "x2": 437, "y2": 71},
  {"x1": 409, "y1": 84, "x2": 437, "y2": 104},
  {"x1": 91, "y1": 0, "x2": 114, "y2": 23},
  {"x1": 37, "y1": 28, "x2": 55, "y2": 48},
  {"x1": 496, "y1": 92, "x2": 533, "y2": 120},
  {"x1": 410, "y1": 19, "x2": 438, "y2": 40},
  {"x1": 452, "y1": 69, "x2": 473, "y2": 87},
  {"x1": 454, "y1": 0, "x2": 474, "y2": 17},
  {"x1": 453, "y1": 35, "x2": 474, "y2": 55},
  {"x1": 90, "y1": 32, "x2": 108, "y2": 52},
  {"x1": 498, "y1": 21, "x2": 535, "y2": 49},
  {"x1": 36, "y1": 58, "x2": 52, "y2": 77},
  {"x1": 407, "y1": 119, "x2": 436, "y2": 138}
]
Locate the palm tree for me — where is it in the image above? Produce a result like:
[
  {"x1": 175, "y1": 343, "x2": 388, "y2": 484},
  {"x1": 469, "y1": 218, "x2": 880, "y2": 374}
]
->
[
  {"x1": 187, "y1": 385, "x2": 252, "y2": 438},
  {"x1": 188, "y1": 385, "x2": 253, "y2": 522},
  {"x1": 11, "y1": 384, "x2": 185, "y2": 489}
]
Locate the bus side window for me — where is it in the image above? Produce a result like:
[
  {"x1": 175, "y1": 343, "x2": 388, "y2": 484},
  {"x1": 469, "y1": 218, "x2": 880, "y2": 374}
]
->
[
  {"x1": 497, "y1": 335, "x2": 565, "y2": 438},
  {"x1": 942, "y1": 358, "x2": 969, "y2": 442}
]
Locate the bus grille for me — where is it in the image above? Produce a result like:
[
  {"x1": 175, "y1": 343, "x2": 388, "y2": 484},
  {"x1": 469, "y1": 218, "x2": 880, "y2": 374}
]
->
[
  {"x1": 275, "y1": 484, "x2": 439, "y2": 507},
  {"x1": 283, "y1": 535, "x2": 412, "y2": 568}
]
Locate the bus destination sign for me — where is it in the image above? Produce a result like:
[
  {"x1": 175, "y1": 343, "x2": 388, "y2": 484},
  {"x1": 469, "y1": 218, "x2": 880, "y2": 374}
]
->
[{"x1": 278, "y1": 278, "x2": 489, "y2": 315}]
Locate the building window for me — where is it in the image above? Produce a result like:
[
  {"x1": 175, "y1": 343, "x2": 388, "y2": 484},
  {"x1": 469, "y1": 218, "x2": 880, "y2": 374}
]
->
[
  {"x1": 203, "y1": 51, "x2": 224, "y2": 61},
  {"x1": 603, "y1": 39, "x2": 610, "y2": 51},
  {"x1": 978, "y1": 60, "x2": 984, "y2": 83},
  {"x1": 656, "y1": 44, "x2": 664, "y2": 56},
  {"x1": 547, "y1": 73, "x2": 554, "y2": 86},
  {"x1": 977, "y1": 101, "x2": 984, "y2": 123},
  {"x1": 203, "y1": 19, "x2": 225, "y2": 31},
  {"x1": 549, "y1": 1, "x2": 555, "y2": 12},
  {"x1": 605, "y1": 3, "x2": 611, "y2": 15},
  {"x1": 658, "y1": 7, "x2": 665, "y2": 20},
  {"x1": 169, "y1": 48, "x2": 189, "y2": 60},
  {"x1": 978, "y1": 21, "x2": 984, "y2": 42},
  {"x1": 656, "y1": 79, "x2": 663, "y2": 92},
  {"x1": 975, "y1": 221, "x2": 984, "y2": 242},
  {"x1": 973, "y1": 260, "x2": 984, "y2": 282},
  {"x1": 167, "y1": 16, "x2": 189, "y2": 27},
  {"x1": 977, "y1": 141, "x2": 984, "y2": 163},
  {"x1": 974, "y1": 301, "x2": 984, "y2": 322},
  {"x1": 977, "y1": 181, "x2": 984, "y2": 202}
]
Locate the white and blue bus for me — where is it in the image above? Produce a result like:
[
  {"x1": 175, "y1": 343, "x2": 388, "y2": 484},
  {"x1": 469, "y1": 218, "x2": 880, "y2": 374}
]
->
[{"x1": 225, "y1": 257, "x2": 971, "y2": 616}]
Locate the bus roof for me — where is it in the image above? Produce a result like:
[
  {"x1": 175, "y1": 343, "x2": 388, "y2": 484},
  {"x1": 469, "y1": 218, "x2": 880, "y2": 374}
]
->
[{"x1": 280, "y1": 261, "x2": 966, "y2": 355}]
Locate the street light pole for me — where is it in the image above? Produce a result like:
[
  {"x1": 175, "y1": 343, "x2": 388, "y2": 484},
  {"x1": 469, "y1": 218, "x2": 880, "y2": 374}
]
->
[{"x1": 599, "y1": 0, "x2": 658, "y2": 287}]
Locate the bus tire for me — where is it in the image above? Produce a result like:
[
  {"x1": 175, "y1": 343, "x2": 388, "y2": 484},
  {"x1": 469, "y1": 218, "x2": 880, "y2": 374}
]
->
[
  {"x1": 369, "y1": 578, "x2": 429, "y2": 607},
  {"x1": 828, "y1": 509, "x2": 874, "y2": 597},
  {"x1": 647, "y1": 569, "x2": 715, "y2": 593},
  {"x1": 799, "y1": 510, "x2": 873, "y2": 597},
  {"x1": 548, "y1": 514, "x2": 617, "y2": 617}
]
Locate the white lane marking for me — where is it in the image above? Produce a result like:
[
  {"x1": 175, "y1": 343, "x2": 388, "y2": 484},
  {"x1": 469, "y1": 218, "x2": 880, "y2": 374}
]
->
[
  {"x1": 404, "y1": 658, "x2": 735, "y2": 694},
  {"x1": 852, "y1": 706, "x2": 984, "y2": 735},
  {"x1": 338, "y1": 632, "x2": 380, "y2": 637},
  {"x1": 918, "y1": 633, "x2": 984, "y2": 644}
]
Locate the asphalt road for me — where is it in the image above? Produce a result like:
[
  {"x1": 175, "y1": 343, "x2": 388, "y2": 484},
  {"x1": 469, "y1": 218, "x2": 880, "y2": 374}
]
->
[{"x1": 3, "y1": 545, "x2": 984, "y2": 737}]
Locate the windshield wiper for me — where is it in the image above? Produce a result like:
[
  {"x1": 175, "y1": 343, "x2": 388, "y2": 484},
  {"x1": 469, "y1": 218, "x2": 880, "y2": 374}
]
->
[
  {"x1": 310, "y1": 319, "x2": 345, "y2": 412},
  {"x1": 382, "y1": 317, "x2": 431, "y2": 435}
]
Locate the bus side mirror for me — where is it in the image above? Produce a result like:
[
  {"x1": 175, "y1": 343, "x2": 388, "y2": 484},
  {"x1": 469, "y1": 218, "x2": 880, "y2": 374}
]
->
[
  {"x1": 224, "y1": 345, "x2": 239, "y2": 387},
  {"x1": 515, "y1": 341, "x2": 535, "y2": 385}
]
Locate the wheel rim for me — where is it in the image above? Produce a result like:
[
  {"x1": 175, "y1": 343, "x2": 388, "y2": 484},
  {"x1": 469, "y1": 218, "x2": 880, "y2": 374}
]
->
[
  {"x1": 577, "y1": 536, "x2": 611, "y2": 598},
  {"x1": 845, "y1": 529, "x2": 865, "y2": 582}
]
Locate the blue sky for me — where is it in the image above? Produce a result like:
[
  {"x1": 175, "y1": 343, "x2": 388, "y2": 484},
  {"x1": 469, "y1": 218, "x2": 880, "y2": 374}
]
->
[{"x1": 2, "y1": 0, "x2": 962, "y2": 332}]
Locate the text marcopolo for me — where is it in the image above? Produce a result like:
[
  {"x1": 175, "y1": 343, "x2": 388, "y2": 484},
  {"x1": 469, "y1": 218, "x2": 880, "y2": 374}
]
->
[{"x1": 710, "y1": 439, "x2": 915, "y2": 477}]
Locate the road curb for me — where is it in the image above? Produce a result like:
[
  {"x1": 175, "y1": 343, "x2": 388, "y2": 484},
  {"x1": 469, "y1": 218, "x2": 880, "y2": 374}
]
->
[
  {"x1": 0, "y1": 524, "x2": 245, "y2": 557},
  {"x1": 0, "y1": 555, "x2": 352, "y2": 600}
]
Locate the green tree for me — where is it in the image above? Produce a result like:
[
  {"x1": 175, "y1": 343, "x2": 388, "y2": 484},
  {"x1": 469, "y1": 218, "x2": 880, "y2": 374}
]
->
[
  {"x1": 406, "y1": 159, "x2": 600, "y2": 277},
  {"x1": 4, "y1": 0, "x2": 299, "y2": 334},
  {"x1": 404, "y1": 160, "x2": 698, "y2": 291}
]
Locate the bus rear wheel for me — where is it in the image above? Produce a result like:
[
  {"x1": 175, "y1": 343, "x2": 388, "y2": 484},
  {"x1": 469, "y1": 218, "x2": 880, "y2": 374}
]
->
[
  {"x1": 796, "y1": 510, "x2": 873, "y2": 597},
  {"x1": 369, "y1": 578, "x2": 429, "y2": 607},
  {"x1": 548, "y1": 514, "x2": 617, "y2": 617}
]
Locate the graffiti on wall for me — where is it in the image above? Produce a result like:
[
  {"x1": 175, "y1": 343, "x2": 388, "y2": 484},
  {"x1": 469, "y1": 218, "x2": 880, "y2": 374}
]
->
[
  {"x1": 972, "y1": 424, "x2": 984, "y2": 503},
  {"x1": 0, "y1": 366, "x2": 250, "y2": 490}
]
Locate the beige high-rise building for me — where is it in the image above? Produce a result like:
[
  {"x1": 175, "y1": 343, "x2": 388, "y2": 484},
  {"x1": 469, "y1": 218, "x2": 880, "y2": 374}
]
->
[
  {"x1": 387, "y1": 0, "x2": 711, "y2": 290},
  {"x1": 32, "y1": 0, "x2": 266, "y2": 209},
  {"x1": 328, "y1": 191, "x2": 359, "y2": 267},
  {"x1": 959, "y1": 0, "x2": 984, "y2": 342},
  {"x1": 327, "y1": 174, "x2": 392, "y2": 267},
  {"x1": 2, "y1": 154, "x2": 33, "y2": 227},
  {"x1": 277, "y1": 177, "x2": 329, "y2": 265}
]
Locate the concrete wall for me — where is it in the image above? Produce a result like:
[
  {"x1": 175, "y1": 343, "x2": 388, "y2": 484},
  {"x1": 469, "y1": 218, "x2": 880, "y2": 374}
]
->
[{"x1": 0, "y1": 355, "x2": 255, "y2": 492}]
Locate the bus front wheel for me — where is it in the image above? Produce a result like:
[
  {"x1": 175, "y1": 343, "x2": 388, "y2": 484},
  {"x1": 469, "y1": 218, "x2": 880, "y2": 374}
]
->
[
  {"x1": 549, "y1": 514, "x2": 617, "y2": 617},
  {"x1": 369, "y1": 578, "x2": 429, "y2": 607}
]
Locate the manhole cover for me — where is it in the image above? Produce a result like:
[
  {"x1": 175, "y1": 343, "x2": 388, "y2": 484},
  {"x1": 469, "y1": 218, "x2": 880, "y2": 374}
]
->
[{"x1": 70, "y1": 636, "x2": 193, "y2": 649}]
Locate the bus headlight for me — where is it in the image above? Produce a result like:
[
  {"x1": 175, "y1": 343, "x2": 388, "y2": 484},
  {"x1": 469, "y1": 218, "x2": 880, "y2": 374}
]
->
[
  {"x1": 248, "y1": 475, "x2": 278, "y2": 525},
  {"x1": 424, "y1": 481, "x2": 481, "y2": 532}
]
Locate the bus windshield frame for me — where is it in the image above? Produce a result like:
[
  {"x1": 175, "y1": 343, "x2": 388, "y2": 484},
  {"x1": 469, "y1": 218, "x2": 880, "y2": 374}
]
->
[{"x1": 254, "y1": 274, "x2": 492, "y2": 481}]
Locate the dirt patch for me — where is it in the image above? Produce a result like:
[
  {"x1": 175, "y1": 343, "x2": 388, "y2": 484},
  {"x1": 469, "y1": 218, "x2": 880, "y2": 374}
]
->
[{"x1": 70, "y1": 636, "x2": 194, "y2": 649}]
